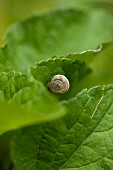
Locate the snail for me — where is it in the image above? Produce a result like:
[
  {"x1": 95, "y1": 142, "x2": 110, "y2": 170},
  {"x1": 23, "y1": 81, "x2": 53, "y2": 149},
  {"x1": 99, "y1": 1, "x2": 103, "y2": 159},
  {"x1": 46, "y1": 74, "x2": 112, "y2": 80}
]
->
[{"x1": 47, "y1": 74, "x2": 70, "y2": 94}]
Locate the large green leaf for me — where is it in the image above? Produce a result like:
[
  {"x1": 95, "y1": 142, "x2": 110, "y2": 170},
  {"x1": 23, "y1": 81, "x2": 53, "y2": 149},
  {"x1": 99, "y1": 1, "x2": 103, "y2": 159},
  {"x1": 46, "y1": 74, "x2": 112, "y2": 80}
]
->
[
  {"x1": 0, "y1": 9, "x2": 113, "y2": 72},
  {"x1": 11, "y1": 84, "x2": 113, "y2": 170},
  {"x1": 0, "y1": 71, "x2": 66, "y2": 135}
]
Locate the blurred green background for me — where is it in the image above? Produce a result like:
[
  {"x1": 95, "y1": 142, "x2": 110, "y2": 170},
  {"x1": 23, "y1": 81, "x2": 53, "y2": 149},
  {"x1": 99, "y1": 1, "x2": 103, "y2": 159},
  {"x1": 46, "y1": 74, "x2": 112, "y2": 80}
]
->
[{"x1": 0, "y1": 0, "x2": 113, "y2": 44}]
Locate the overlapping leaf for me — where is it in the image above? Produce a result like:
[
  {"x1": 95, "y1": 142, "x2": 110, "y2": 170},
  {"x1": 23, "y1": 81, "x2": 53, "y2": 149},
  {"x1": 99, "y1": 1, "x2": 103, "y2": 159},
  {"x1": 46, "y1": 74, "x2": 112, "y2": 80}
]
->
[
  {"x1": 11, "y1": 84, "x2": 113, "y2": 170},
  {"x1": 0, "y1": 71, "x2": 66, "y2": 135}
]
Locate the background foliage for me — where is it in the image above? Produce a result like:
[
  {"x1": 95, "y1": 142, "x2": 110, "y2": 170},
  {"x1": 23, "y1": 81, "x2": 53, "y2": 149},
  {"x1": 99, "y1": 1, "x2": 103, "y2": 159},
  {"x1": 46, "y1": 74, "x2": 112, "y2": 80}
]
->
[{"x1": 0, "y1": 0, "x2": 113, "y2": 44}]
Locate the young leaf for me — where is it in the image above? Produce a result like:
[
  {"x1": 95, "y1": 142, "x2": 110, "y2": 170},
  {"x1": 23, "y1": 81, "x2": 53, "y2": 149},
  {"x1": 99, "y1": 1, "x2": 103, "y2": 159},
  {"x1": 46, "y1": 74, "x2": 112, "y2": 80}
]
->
[
  {"x1": 0, "y1": 71, "x2": 66, "y2": 135},
  {"x1": 0, "y1": 9, "x2": 113, "y2": 72},
  {"x1": 30, "y1": 57, "x2": 91, "y2": 100},
  {"x1": 11, "y1": 84, "x2": 113, "y2": 170}
]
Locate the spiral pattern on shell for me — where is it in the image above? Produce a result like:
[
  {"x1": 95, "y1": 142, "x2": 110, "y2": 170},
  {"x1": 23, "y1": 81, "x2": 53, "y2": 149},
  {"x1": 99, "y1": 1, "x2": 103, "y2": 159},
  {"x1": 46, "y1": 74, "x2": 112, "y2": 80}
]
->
[{"x1": 47, "y1": 75, "x2": 70, "y2": 94}]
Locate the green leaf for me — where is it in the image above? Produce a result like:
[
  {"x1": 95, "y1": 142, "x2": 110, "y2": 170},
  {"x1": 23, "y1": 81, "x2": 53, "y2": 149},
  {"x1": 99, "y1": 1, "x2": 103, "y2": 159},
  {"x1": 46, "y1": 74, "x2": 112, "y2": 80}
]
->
[
  {"x1": 30, "y1": 57, "x2": 92, "y2": 100},
  {"x1": 30, "y1": 47, "x2": 104, "y2": 100},
  {"x1": 0, "y1": 71, "x2": 66, "y2": 135},
  {"x1": 0, "y1": 70, "x2": 29, "y2": 101},
  {"x1": 0, "y1": 9, "x2": 113, "y2": 72},
  {"x1": 11, "y1": 84, "x2": 113, "y2": 170}
]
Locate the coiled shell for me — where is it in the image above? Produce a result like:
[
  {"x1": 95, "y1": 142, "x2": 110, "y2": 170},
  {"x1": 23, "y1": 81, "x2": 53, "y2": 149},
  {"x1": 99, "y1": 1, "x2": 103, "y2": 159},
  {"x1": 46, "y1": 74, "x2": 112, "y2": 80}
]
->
[{"x1": 48, "y1": 74, "x2": 70, "y2": 94}]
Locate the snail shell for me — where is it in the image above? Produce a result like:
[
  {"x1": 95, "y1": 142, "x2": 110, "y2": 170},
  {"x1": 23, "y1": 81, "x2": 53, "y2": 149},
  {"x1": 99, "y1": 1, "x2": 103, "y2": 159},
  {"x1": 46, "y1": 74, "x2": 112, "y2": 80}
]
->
[{"x1": 48, "y1": 74, "x2": 70, "y2": 94}]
